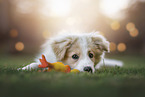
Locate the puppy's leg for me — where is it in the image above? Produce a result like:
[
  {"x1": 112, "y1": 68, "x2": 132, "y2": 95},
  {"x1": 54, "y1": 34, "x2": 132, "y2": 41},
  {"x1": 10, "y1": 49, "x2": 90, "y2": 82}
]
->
[
  {"x1": 18, "y1": 63, "x2": 39, "y2": 71},
  {"x1": 95, "y1": 58, "x2": 123, "y2": 69}
]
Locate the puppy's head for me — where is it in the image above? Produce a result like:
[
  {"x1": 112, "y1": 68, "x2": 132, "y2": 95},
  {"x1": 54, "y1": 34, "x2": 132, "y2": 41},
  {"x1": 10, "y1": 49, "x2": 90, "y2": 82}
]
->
[{"x1": 51, "y1": 33, "x2": 109, "y2": 73}]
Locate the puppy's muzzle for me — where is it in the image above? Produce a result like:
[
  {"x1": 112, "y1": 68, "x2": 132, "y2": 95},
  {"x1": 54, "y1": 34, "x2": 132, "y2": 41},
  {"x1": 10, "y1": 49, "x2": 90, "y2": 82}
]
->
[{"x1": 84, "y1": 66, "x2": 92, "y2": 73}]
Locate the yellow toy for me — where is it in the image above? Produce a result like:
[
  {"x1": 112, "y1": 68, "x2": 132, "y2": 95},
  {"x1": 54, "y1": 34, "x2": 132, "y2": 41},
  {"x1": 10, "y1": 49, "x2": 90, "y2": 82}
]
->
[{"x1": 38, "y1": 55, "x2": 80, "y2": 73}]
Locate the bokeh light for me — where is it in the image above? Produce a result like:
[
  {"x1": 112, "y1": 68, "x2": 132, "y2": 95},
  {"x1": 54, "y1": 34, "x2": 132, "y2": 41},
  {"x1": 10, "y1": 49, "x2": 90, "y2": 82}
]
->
[
  {"x1": 111, "y1": 21, "x2": 120, "y2": 31},
  {"x1": 15, "y1": 42, "x2": 24, "y2": 51},
  {"x1": 126, "y1": 22, "x2": 135, "y2": 31},
  {"x1": 16, "y1": 0, "x2": 33, "y2": 14},
  {"x1": 117, "y1": 43, "x2": 126, "y2": 52},
  {"x1": 9, "y1": 29, "x2": 18, "y2": 38},
  {"x1": 66, "y1": 17, "x2": 76, "y2": 26},
  {"x1": 129, "y1": 28, "x2": 139, "y2": 37},
  {"x1": 99, "y1": 0, "x2": 130, "y2": 18},
  {"x1": 50, "y1": 0, "x2": 71, "y2": 17},
  {"x1": 0, "y1": 0, "x2": 144, "y2": 55},
  {"x1": 126, "y1": 22, "x2": 139, "y2": 37},
  {"x1": 42, "y1": 31, "x2": 50, "y2": 39},
  {"x1": 110, "y1": 42, "x2": 116, "y2": 52}
]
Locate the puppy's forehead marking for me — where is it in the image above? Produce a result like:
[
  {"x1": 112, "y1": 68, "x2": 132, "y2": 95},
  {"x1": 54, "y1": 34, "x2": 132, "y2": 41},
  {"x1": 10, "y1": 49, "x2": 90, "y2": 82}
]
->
[
  {"x1": 79, "y1": 37, "x2": 88, "y2": 47},
  {"x1": 78, "y1": 37, "x2": 89, "y2": 58}
]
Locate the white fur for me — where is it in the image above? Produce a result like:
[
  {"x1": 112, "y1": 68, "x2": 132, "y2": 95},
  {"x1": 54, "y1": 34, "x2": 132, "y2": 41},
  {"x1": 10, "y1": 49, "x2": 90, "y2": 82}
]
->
[
  {"x1": 95, "y1": 58, "x2": 123, "y2": 69},
  {"x1": 74, "y1": 36, "x2": 95, "y2": 73},
  {"x1": 19, "y1": 32, "x2": 123, "y2": 72}
]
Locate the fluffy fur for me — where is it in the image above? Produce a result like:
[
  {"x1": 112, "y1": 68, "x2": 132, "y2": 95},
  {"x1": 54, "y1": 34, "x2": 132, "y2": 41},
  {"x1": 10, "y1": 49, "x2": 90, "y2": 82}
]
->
[{"x1": 20, "y1": 32, "x2": 123, "y2": 73}]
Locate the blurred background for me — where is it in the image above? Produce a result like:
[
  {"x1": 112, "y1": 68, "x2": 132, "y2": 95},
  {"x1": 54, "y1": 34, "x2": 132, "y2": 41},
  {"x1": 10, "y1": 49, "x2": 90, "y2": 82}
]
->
[{"x1": 0, "y1": 0, "x2": 145, "y2": 55}]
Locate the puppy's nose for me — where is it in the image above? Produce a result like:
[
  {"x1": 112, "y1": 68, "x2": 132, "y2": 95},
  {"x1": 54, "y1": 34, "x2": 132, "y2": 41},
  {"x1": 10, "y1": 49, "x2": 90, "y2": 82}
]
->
[{"x1": 84, "y1": 66, "x2": 92, "y2": 73}]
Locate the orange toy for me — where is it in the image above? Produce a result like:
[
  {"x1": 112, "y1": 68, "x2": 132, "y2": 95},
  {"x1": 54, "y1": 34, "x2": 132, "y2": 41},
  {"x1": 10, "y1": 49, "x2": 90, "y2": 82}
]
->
[{"x1": 38, "y1": 55, "x2": 80, "y2": 73}]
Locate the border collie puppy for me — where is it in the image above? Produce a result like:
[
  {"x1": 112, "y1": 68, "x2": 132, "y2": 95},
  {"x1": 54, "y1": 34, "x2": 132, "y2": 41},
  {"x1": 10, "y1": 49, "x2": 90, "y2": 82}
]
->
[{"x1": 20, "y1": 32, "x2": 123, "y2": 73}]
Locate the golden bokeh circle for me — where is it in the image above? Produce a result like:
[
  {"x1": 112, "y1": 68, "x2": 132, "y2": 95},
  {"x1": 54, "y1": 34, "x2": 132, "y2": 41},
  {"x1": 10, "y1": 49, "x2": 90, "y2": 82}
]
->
[
  {"x1": 126, "y1": 22, "x2": 135, "y2": 31},
  {"x1": 111, "y1": 21, "x2": 120, "y2": 31},
  {"x1": 129, "y1": 28, "x2": 139, "y2": 37},
  {"x1": 110, "y1": 42, "x2": 116, "y2": 52},
  {"x1": 15, "y1": 42, "x2": 24, "y2": 51},
  {"x1": 117, "y1": 43, "x2": 126, "y2": 52},
  {"x1": 42, "y1": 31, "x2": 50, "y2": 39},
  {"x1": 10, "y1": 29, "x2": 18, "y2": 38}
]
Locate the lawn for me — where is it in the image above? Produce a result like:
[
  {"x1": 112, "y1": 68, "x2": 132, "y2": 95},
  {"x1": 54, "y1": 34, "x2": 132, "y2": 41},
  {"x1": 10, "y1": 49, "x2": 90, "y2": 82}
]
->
[{"x1": 0, "y1": 54, "x2": 145, "y2": 97}]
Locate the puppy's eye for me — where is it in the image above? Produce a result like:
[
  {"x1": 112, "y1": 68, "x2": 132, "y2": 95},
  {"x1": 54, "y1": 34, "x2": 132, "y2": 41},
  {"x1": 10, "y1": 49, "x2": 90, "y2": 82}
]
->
[
  {"x1": 72, "y1": 54, "x2": 79, "y2": 59},
  {"x1": 89, "y1": 53, "x2": 93, "y2": 58}
]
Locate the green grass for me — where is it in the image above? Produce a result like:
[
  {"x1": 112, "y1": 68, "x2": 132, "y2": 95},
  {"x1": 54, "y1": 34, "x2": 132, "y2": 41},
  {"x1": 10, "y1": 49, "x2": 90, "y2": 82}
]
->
[{"x1": 0, "y1": 54, "x2": 145, "y2": 97}]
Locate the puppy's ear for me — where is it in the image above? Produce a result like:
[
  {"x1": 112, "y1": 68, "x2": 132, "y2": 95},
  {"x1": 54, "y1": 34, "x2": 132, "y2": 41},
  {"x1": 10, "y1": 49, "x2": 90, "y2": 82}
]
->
[
  {"x1": 92, "y1": 36, "x2": 110, "y2": 52},
  {"x1": 51, "y1": 37, "x2": 74, "y2": 61}
]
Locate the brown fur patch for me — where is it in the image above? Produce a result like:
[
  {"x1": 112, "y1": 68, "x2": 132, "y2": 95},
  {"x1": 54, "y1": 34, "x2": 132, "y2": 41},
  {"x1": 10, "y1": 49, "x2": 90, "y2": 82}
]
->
[
  {"x1": 91, "y1": 36, "x2": 109, "y2": 52},
  {"x1": 88, "y1": 44, "x2": 102, "y2": 67},
  {"x1": 51, "y1": 36, "x2": 78, "y2": 61},
  {"x1": 61, "y1": 38, "x2": 81, "y2": 68}
]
